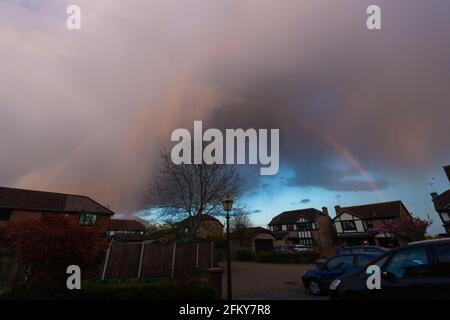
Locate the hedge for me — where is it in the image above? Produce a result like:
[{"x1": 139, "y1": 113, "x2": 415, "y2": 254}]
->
[{"x1": 234, "y1": 249, "x2": 320, "y2": 264}]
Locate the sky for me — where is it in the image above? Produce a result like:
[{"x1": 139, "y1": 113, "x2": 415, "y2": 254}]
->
[{"x1": 1, "y1": 0, "x2": 449, "y2": 234}]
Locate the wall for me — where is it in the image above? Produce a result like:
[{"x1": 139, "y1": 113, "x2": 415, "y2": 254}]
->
[
  {"x1": 0, "y1": 210, "x2": 111, "y2": 234},
  {"x1": 197, "y1": 220, "x2": 223, "y2": 239}
]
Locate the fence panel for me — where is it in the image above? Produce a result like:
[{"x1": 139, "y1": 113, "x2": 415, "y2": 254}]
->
[{"x1": 103, "y1": 240, "x2": 217, "y2": 281}]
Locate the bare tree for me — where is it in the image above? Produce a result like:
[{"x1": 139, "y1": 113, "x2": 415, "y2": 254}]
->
[
  {"x1": 230, "y1": 214, "x2": 252, "y2": 232},
  {"x1": 141, "y1": 150, "x2": 242, "y2": 238}
]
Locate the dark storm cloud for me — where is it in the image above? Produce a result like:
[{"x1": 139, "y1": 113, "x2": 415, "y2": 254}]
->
[{"x1": 0, "y1": 0, "x2": 449, "y2": 213}]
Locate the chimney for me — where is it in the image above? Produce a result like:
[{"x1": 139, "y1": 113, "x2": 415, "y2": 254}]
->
[
  {"x1": 444, "y1": 165, "x2": 450, "y2": 183},
  {"x1": 334, "y1": 205, "x2": 341, "y2": 215},
  {"x1": 430, "y1": 192, "x2": 438, "y2": 200},
  {"x1": 322, "y1": 207, "x2": 329, "y2": 216}
]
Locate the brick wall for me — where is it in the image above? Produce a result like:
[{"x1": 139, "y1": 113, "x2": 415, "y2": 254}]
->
[{"x1": 0, "y1": 210, "x2": 111, "y2": 234}]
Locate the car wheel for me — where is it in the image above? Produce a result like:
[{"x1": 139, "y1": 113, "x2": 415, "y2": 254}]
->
[{"x1": 308, "y1": 280, "x2": 322, "y2": 296}]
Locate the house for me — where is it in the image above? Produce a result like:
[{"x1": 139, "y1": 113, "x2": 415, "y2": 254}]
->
[
  {"x1": 107, "y1": 219, "x2": 146, "y2": 236},
  {"x1": 0, "y1": 186, "x2": 114, "y2": 234},
  {"x1": 333, "y1": 201, "x2": 411, "y2": 247},
  {"x1": 174, "y1": 214, "x2": 224, "y2": 239},
  {"x1": 230, "y1": 227, "x2": 276, "y2": 253},
  {"x1": 431, "y1": 165, "x2": 450, "y2": 236},
  {"x1": 268, "y1": 207, "x2": 335, "y2": 248}
]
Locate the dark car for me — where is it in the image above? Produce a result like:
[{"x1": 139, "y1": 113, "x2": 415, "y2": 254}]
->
[
  {"x1": 302, "y1": 252, "x2": 380, "y2": 295},
  {"x1": 336, "y1": 245, "x2": 389, "y2": 255},
  {"x1": 329, "y1": 238, "x2": 450, "y2": 300}
]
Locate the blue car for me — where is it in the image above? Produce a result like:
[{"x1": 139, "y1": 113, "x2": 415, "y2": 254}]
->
[
  {"x1": 336, "y1": 245, "x2": 389, "y2": 255},
  {"x1": 302, "y1": 252, "x2": 380, "y2": 295}
]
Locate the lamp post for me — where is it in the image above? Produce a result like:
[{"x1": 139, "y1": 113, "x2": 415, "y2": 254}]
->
[{"x1": 222, "y1": 192, "x2": 233, "y2": 300}]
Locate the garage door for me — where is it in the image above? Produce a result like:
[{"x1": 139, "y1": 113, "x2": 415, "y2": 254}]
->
[{"x1": 254, "y1": 239, "x2": 274, "y2": 253}]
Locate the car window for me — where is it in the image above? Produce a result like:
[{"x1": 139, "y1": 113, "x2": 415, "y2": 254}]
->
[
  {"x1": 383, "y1": 247, "x2": 431, "y2": 279},
  {"x1": 351, "y1": 248, "x2": 365, "y2": 253},
  {"x1": 326, "y1": 255, "x2": 354, "y2": 271},
  {"x1": 356, "y1": 255, "x2": 373, "y2": 268},
  {"x1": 436, "y1": 244, "x2": 450, "y2": 276}
]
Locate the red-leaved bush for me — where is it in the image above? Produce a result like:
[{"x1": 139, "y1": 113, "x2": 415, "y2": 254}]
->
[
  {"x1": 0, "y1": 215, "x2": 108, "y2": 291},
  {"x1": 381, "y1": 214, "x2": 432, "y2": 242}
]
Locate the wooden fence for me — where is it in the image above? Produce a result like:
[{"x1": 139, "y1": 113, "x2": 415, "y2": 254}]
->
[{"x1": 101, "y1": 240, "x2": 218, "y2": 281}]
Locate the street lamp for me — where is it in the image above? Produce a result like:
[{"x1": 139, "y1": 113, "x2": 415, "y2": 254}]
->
[{"x1": 222, "y1": 192, "x2": 233, "y2": 300}]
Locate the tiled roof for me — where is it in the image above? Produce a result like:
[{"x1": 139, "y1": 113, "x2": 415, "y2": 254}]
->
[
  {"x1": 269, "y1": 208, "x2": 323, "y2": 225},
  {"x1": 434, "y1": 190, "x2": 450, "y2": 211},
  {"x1": 108, "y1": 219, "x2": 146, "y2": 232},
  {"x1": 338, "y1": 201, "x2": 407, "y2": 219},
  {"x1": 272, "y1": 231, "x2": 290, "y2": 240},
  {"x1": 0, "y1": 186, "x2": 113, "y2": 215},
  {"x1": 240, "y1": 227, "x2": 273, "y2": 238},
  {"x1": 176, "y1": 214, "x2": 224, "y2": 227}
]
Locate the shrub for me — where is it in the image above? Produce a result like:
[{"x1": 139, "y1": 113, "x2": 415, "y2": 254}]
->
[
  {"x1": 190, "y1": 280, "x2": 217, "y2": 300},
  {"x1": 255, "y1": 250, "x2": 320, "y2": 264},
  {"x1": 0, "y1": 215, "x2": 108, "y2": 292},
  {"x1": 0, "y1": 278, "x2": 219, "y2": 300},
  {"x1": 234, "y1": 249, "x2": 255, "y2": 261}
]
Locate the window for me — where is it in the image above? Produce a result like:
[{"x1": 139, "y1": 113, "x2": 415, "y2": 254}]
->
[
  {"x1": 297, "y1": 222, "x2": 313, "y2": 231},
  {"x1": 79, "y1": 213, "x2": 97, "y2": 226},
  {"x1": 272, "y1": 225, "x2": 282, "y2": 232},
  {"x1": 287, "y1": 224, "x2": 295, "y2": 231},
  {"x1": 0, "y1": 209, "x2": 12, "y2": 221},
  {"x1": 341, "y1": 220, "x2": 356, "y2": 231},
  {"x1": 436, "y1": 244, "x2": 450, "y2": 276},
  {"x1": 366, "y1": 220, "x2": 373, "y2": 228},
  {"x1": 383, "y1": 218, "x2": 393, "y2": 224},
  {"x1": 383, "y1": 247, "x2": 431, "y2": 279},
  {"x1": 326, "y1": 255, "x2": 354, "y2": 271},
  {"x1": 441, "y1": 212, "x2": 450, "y2": 222},
  {"x1": 356, "y1": 255, "x2": 374, "y2": 268}
]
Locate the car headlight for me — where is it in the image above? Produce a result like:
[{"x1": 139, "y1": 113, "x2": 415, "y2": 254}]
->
[{"x1": 329, "y1": 279, "x2": 341, "y2": 291}]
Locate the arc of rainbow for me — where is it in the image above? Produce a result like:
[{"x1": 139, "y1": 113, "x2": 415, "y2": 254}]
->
[{"x1": 302, "y1": 122, "x2": 385, "y2": 202}]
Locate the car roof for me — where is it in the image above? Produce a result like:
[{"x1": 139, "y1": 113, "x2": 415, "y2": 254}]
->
[
  {"x1": 408, "y1": 238, "x2": 450, "y2": 246},
  {"x1": 334, "y1": 252, "x2": 380, "y2": 258},
  {"x1": 339, "y1": 245, "x2": 387, "y2": 250}
]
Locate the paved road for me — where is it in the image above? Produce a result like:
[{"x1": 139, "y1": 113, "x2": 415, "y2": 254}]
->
[{"x1": 220, "y1": 261, "x2": 328, "y2": 300}]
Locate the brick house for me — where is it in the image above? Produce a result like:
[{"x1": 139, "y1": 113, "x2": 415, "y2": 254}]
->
[
  {"x1": 268, "y1": 207, "x2": 335, "y2": 249},
  {"x1": 333, "y1": 201, "x2": 411, "y2": 247},
  {"x1": 107, "y1": 219, "x2": 146, "y2": 236},
  {"x1": 430, "y1": 165, "x2": 450, "y2": 236},
  {"x1": 175, "y1": 214, "x2": 224, "y2": 239},
  {"x1": 0, "y1": 186, "x2": 114, "y2": 234}
]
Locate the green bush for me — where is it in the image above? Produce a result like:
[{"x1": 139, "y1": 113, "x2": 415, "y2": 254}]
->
[
  {"x1": 255, "y1": 250, "x2": 320, "y2": 264},
  {"x1": 0, "y1": 278, "x2": 218, "y2": 300},
  {"x1": 234, "y1": 249, "x2": 255, "y2": 261},
  {"x1": 191, "y1": 280, "x2": 217, "y2": 300}
]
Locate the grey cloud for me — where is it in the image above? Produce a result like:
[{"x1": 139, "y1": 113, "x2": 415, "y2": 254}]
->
[{"x1": 0, "y1": 0, "x2": 449, "y2": 214}]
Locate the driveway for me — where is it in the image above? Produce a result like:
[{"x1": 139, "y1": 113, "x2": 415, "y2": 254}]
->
[{"x1": 220, "y1": 261, "x2": 328, "y2": 300}]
